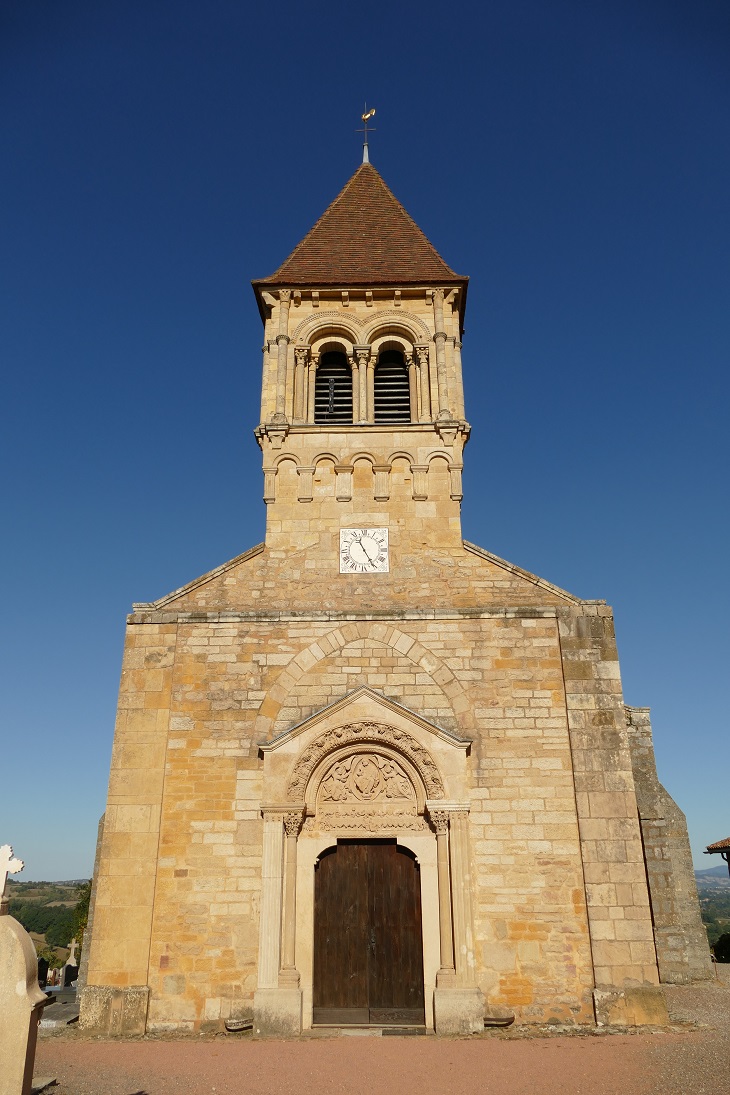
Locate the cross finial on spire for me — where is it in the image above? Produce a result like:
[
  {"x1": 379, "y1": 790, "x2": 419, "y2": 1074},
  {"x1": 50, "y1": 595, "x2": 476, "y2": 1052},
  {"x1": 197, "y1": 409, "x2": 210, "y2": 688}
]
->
[{"x1": 358, "y1": 105, "x2": 376, "y2": 164}]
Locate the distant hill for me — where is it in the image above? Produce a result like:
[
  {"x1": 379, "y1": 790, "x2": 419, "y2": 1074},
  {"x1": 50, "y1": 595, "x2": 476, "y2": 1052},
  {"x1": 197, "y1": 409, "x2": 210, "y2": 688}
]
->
[
  {"x1": 695, "y1": 866, "x2": 730, "y2": 948},
  {"x1": 695, "y1": 865, "x2": 729, "y2": 879}
]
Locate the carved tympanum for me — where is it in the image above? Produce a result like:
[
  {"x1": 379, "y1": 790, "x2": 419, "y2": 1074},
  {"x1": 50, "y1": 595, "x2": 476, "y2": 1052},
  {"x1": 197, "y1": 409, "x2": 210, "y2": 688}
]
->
[
  {"x1": 287, "y1": 721, "x2": 445, "y2": 800},
  {"x1": 319, "y1": 753, "x2": 412, "y2": 804}
]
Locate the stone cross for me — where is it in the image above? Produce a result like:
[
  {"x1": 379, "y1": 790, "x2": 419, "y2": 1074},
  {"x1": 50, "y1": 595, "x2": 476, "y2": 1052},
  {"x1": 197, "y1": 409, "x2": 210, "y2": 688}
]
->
[
  {"x1": 67, "y1": 938, "x2": 78, "y2": 966},
  {"x1": 0, "y1": 844, "x2": 24, "y2": 913}
]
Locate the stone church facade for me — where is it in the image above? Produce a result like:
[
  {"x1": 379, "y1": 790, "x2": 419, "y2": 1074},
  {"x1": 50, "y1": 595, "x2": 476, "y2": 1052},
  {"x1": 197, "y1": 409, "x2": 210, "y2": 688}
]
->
[{"x1": 80, "y1": 162, "x2": 710, "y2": 1036}]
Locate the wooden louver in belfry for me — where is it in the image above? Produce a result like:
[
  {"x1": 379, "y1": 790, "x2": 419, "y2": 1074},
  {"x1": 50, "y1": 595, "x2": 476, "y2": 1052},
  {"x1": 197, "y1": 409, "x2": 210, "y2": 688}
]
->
[
  {"x1": 314, "y1": 352, "x2": 353, "y2": 424},
  {"x1": 374, "y1": 351, "x2": 410, "y2": 423}
]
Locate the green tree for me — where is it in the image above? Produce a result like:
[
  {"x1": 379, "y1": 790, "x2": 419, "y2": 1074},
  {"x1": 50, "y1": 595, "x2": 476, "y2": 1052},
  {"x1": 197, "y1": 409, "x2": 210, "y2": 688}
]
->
[
  {"x1": 713, "y1": 933, "x2": 730, "y2": 963},
  {"x1": 45, "y1": 909, "x2": 75, "y2": 949},
  {"x1": 72, "y1": 880, "x2": 92, "y2": 960}
]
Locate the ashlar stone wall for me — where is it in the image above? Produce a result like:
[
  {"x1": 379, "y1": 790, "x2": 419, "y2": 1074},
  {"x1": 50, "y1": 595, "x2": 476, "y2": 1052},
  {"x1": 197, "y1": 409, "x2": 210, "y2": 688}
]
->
[{"x1": 82, "y1": 539, "x2": 669, "y2": 1032}]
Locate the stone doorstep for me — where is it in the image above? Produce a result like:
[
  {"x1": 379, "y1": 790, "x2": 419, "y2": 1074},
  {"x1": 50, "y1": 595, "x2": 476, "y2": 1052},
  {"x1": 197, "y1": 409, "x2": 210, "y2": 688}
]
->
[{"x1": 311, "y1": 1026, "x2": 432, "y2": 1037}]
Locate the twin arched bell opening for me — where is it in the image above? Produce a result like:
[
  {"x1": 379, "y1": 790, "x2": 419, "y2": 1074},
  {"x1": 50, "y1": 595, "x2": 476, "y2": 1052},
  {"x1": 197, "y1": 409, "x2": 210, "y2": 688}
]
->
[{"x1": 314, "y1": 349, "x2": 410, "y2": 425}]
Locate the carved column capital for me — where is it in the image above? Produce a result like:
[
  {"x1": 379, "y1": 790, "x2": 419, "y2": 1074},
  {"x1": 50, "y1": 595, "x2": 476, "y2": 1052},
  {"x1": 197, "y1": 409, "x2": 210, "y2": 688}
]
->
[
  {"x1": 278, "y1": 289, "x2": 292, "y2": 304},
  {"x1": 294, "y1": 345, "x2": 308, "y2": 366},
  {"x1": 353, "y1": 344, "x2": 372, "y2": 365},
  {"x1": 283, "y1": 812, "x2": 303, "y2": 838},
  {"x1": 429, "y1": 809, "x2": 450, "y2": 835},
  {"x1": 414, "y1": 344, "x2": 430, "y2": 367}
]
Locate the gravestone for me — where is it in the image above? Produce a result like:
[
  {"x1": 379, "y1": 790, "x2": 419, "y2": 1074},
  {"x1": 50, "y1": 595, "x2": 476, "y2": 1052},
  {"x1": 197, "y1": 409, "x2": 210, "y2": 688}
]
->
[
  {"x1": 0, "y1": 845, "x2": 50, "y2": 1095},
  {"x1": 36, "y1": 958, "x2": 48, "y2": 989}
]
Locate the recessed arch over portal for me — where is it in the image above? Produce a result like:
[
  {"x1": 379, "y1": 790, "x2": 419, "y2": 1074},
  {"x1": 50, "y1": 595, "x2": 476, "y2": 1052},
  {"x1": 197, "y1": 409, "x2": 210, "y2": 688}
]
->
[{"x1": 254, "y1": 685, "x2": 480, "y2": 1036}]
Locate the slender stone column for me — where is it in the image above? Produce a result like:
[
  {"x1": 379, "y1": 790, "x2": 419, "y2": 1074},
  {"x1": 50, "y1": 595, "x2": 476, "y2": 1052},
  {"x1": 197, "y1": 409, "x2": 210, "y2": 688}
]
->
[
  {"x1": 256, "y1": 811, "x2": 285, "y2": 989},
  {"x1": 306, "y1": 352, "x2": 319, "y2": 422},
  {"x1": 429, "y1": 809, "x2": 456, "y2": 984},
  {"x1": 354, "y1": 346, "x2": 370, "y2": 423},
  {"x1": 430, "y1": 804, "x2": 484, "y2": 1034},
  {"x1": 406, "y1": 353, "x2": 418, "y2": 422},
  {"x1": 260, "y1": 341, "x2": 272, "y2": 422},
  {"x1": 279, "y1": 812, "x2": 303, "y2": 986},
  {"x1": 366, "y1": 359, "x2": 376, "y2": 422},
  {"x1": 431, "y1": 289, "x2": 450, "y2": 417},
  {"x1": 453, "y1": 339, "x2": 465, "y2": 419},
  {"x1": 349, "y1": 356, "x2": 360, "y2": 422},
  {"x1": 274, "y1": 291, "x2": 291, "y2": 419},
  {"x1": 293, "y1": 347, "x2": 308, "y2": 422},
  {"x1": 415, "y1": 345, "x2": 431, "y2": 421},
  {"x1": 448, "y1": 807, "x2": 477, "y2": 986}
]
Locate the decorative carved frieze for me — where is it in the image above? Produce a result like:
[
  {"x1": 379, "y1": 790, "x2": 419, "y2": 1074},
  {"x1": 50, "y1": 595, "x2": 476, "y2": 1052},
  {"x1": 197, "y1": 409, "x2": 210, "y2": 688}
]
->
[
  {"x1": 287, "y1": 721, "x2": 445, "y2": 800},
  {"x1": 305, "y1": 804, "x2": 427, "y2": 834}
]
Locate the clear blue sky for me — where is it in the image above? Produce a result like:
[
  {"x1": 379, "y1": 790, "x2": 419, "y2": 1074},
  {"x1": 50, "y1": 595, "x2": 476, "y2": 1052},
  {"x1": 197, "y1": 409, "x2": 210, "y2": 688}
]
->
[{"x1": 1, "y1": 0, "x2": 728, "y2": 880}]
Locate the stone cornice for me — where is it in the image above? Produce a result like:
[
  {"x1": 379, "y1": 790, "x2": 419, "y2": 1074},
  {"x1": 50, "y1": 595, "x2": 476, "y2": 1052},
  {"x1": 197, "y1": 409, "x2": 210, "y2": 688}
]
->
[{"x1": 126, "y1": 604, "x2": 609, "y2": 625}]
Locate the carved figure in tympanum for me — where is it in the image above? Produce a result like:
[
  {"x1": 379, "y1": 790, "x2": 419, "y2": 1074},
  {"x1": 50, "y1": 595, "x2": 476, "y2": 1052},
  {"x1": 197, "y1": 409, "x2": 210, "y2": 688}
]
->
[{"x1": 318, "y1": 752, "x2": 413, "y2": 805}]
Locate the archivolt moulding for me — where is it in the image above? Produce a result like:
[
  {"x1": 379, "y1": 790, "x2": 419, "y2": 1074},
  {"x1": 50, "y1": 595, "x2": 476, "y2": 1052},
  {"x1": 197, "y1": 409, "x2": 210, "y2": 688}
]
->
[
  {"x1": 361, "y1": 310, "x2": 430, "y2": 343},
  {"x1": 287, "y1": 720, "x2": 445, "y2": 803},
  {"x1": 292, "y1": 311, "x2": 362, "y2": 342}
]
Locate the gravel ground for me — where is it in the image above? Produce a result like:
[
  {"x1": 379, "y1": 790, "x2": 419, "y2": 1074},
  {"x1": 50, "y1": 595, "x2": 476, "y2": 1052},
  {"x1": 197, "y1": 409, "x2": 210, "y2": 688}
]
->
[{"x1": 35, "y1": 972, "x2": 730, "y2": 1095}]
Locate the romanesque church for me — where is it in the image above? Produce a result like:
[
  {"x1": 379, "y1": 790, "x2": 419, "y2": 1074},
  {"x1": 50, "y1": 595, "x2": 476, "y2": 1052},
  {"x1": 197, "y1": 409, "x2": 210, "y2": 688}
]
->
[{"x1": 80, "y1": 159, "x2": 710, "y2": 1036}]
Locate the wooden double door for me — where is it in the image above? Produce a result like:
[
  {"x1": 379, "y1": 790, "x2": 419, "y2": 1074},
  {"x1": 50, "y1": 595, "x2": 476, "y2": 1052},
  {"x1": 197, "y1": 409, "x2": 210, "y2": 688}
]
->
[{"x1": 312, "y1": 839, "x2": 425, "y2": 1026}]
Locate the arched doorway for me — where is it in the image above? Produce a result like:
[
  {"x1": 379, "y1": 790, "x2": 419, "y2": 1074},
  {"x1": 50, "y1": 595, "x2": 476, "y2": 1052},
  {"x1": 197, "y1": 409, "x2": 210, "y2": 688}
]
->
[{"x1": 312, "y1": 839, "x2": 425, "y2": 1026}]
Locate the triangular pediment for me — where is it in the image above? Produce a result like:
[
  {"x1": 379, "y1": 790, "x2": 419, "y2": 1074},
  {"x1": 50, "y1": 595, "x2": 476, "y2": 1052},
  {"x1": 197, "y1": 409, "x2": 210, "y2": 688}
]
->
[{"x1": 260, "y1": 686, "x2": 471, "y2": 753}]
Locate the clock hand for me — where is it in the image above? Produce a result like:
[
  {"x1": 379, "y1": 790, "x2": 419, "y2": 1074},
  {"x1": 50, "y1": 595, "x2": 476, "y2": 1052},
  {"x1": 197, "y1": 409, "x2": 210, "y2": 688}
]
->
[
  {"x1": 360, "y1": 537, "x2": 377, "y2": 563},
  {"x1": 350, "y1": 539, "x2": 370, "y2": 565}
]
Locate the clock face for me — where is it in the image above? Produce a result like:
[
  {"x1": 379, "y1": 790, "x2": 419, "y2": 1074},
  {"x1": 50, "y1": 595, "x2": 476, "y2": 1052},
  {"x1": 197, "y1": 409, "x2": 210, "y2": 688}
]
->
[{"x1": 340, "y1": 528, "x2": 389, "y2": 573}]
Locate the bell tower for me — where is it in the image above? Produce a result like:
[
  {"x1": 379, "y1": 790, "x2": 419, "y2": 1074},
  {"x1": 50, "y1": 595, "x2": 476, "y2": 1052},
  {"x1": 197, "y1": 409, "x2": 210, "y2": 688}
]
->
[{"x1": 252, "y1": 162, "x2": 470, "y2": 571}]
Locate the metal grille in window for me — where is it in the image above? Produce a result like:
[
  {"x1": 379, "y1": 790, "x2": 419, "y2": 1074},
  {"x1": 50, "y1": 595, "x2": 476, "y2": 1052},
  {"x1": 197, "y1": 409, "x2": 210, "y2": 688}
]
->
[
  {"x1": 374, "y1": 351, "x2": 410, "y2": 423},
  {"x1": 314, "y1": 351, "x2": 353, "y2": 424}
]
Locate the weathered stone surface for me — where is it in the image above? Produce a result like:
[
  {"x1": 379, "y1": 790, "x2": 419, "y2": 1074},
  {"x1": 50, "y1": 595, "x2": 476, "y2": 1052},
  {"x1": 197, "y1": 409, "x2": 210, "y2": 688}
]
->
[
  {"x1": 433, "y1": 987, "x2": 484, "y2": 1034},
  {"x1": 79, "y1": 986, "x2": 149, "y2": 1036},
  {"x1": 593, "y1": 985, "x2": 669, "y2": 1027},
  {"x1": 253, "y1": 988, "x2": 303, "y2": 1037},
  {"x1": 625, "y1": 706, "x2": 712, "y2": 984}
]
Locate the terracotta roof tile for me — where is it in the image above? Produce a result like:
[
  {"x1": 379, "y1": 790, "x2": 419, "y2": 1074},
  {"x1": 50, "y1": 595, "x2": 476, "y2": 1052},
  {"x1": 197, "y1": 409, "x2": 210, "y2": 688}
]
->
[
  {"x1": 706, "y1": 837, "x2": 730, "y2": 851},
  {"x1": 256, "y1": 163, "x2": 465, "y2": 287}
]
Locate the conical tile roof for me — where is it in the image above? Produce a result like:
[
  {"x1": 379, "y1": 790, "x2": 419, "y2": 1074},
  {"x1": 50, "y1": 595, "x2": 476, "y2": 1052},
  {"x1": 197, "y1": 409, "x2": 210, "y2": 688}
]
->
[{"x1": 255, "y1": 163, "x2": 465, "y2": 287}]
